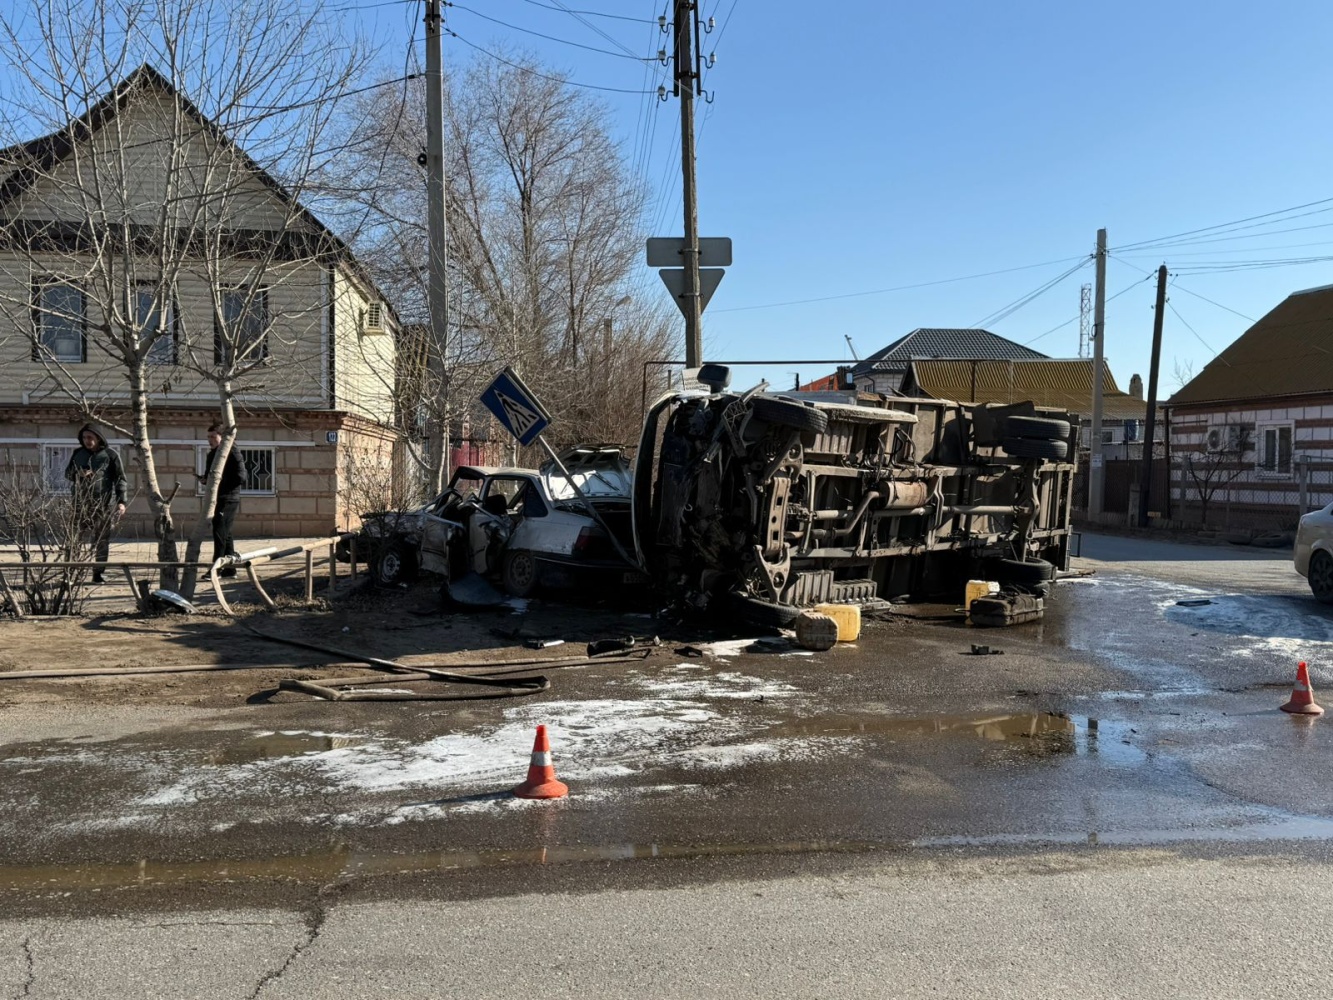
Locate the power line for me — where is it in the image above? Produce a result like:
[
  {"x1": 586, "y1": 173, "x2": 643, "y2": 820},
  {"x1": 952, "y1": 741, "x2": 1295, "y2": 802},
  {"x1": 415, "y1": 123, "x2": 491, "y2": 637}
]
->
[
  {"x1": 1165, "y1": 299, "x2": 1216, "y2": 356},
  {"x1": 711, "y1": 255, "x2": 1091, "y2": 313},
  {"x1": 513, "y1": 0, "x2": 659, "y2": 22},
  {"x1": 1021, "y1": 274, "x2": 1152, "y2": 346},
  {"x1": 449, "y1": 3, "x2": 651, "y2": 60},
  {"x1": 970, "y1": 258, "x2": 1090, "y2": 329},
  {"x1": 446, "y1": 30, "x2": 659, "y2": 93},
  {"x1": 1114, "y1": 195, "x2": 1333, "y2": 252}
]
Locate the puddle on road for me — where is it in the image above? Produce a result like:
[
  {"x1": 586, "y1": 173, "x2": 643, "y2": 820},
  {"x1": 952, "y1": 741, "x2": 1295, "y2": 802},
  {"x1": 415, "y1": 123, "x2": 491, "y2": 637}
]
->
[
  {"x1": 915, "y1": 812, "x2": 1333, "y2": 850},
  {"x1": 770, "y1": 712, "x2": 1075, "y2": 744},
  {"x1": 207, "y1": 732, "x2": 362, "y2": 766},
  {"x1": 0, "y1": 839, "x2": 882, "y2": 894}
]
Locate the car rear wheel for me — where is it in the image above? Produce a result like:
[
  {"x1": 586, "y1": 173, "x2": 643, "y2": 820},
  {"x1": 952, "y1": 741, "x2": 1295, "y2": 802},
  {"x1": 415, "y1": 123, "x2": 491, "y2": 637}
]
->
[
  {"x1": 1310, "y1": 550, "x2": 1333, "y2": 604},
  {"x1": 502, "y1": 549, "x2": 540, "y2": 598},
  {"x1": 373, "y1": 543, "x2": 417, "y2": 587}
]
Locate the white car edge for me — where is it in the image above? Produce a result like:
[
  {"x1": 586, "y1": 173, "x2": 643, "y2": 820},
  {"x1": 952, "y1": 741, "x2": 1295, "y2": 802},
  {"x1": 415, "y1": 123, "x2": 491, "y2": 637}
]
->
[{"x1": 1295, "y1": 502, "x2": 1333, "y2": 603}]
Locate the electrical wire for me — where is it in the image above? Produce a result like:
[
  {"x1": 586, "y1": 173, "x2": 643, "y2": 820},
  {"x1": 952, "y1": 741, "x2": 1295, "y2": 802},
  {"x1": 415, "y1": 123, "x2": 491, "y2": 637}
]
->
[
  {"x1": 1114, "y1": 195, "x2": 1333, "y2": 252},
  {"x1": 711, "y1": 255, "x2": 1091, "y2": 314},
  {"x1": 1020, "y1": 273, "x2": 1152, "y2": 347},
  {"x1": 446, "y1": 30, "x2": 659, "y2": 93},
  {"x1": 449, "y1": 3, "x2": 651, "y2": 60},
  {"x1": 1166, "y1": 298, "x2": 1216, "y2": 355},
  {"x1": 513, "y1": 0, "x2": 659, "y2": 22},
  {"x1": 970, "y1": 258, "x2": 1090, "y2": 329}
]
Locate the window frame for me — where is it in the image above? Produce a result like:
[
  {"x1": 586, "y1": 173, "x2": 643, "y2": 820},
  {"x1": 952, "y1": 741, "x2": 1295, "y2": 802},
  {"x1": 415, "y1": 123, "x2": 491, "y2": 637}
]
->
[
  {"x1": 195, "y1": 444, "x2": 277, "y2": 497},
  {"x1": 213, "y1": 285, "x2": 270, "y2": 366},
  {"x1": 31, "y1": 279, "x2": 87, "y2": 363},
  {"x1": 1255, "y1": 421, "x2": 1294, "y2": 478},
  {"x1": 42, "y1": 442, "x2": 123, "y2": 494}
]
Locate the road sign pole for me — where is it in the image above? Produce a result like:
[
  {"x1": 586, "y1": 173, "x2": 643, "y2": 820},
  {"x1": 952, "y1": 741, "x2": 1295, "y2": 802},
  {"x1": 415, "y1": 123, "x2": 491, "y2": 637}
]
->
[{"x1": 534, "y1": 434, "x2": 641, "y2": 571}]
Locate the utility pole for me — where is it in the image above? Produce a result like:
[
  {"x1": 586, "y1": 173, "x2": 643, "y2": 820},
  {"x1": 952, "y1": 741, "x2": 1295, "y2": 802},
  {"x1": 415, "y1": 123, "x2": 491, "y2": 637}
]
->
[
  {"x1": 425, "y1": 0, "x2": 452, "y2": 487},
  {"x1": 673, "y1": 0, "x2": 702, "y2": 368},
  {"x1": 1137, "y1": 264, "x2": 1168, "y2": 527},
  {"x1": 1088, "y1": 228, "x2": 1108, "y2": 518}
]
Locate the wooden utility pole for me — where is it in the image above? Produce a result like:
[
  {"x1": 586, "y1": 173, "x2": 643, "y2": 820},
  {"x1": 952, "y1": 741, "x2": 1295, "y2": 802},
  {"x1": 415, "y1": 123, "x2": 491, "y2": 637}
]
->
[
  {"x1": 1138, "y1": 264, "x2": 1168, "y2": 527},
  {"x1": 673, "y1": 0, "x2": 702, "y2": 368},
  {"x1": 1088, "y1": 228, "x2": 1108, "y2": 517},
  {"x1": 425, "y1": 0, "x2": 452, "y2": 486}
]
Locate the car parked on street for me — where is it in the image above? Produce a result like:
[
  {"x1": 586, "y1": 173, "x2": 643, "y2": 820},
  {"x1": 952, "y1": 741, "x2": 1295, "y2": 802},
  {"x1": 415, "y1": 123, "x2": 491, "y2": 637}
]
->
[
  {"x1": 355, "y1": 446, "x2": 639, "y2": 597},
  {"x1": 1295, "y1": 502, "x2": 1333, "y2": 602}
]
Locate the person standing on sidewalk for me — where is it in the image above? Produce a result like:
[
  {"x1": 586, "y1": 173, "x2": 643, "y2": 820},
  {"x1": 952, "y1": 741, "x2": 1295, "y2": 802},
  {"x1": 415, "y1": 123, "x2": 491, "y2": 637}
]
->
[
  {"x1": 199, "y1": 423, "x2": 247, "y2": 577},
  {"x1": 64, "y1": 423, "x2": 127, "y2": 583}
]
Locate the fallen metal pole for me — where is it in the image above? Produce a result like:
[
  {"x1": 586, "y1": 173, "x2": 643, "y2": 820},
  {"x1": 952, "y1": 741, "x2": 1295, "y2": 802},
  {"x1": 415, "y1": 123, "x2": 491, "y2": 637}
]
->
[{"x1": 279, "y1": 677, "x2": 549, "y2": 702}]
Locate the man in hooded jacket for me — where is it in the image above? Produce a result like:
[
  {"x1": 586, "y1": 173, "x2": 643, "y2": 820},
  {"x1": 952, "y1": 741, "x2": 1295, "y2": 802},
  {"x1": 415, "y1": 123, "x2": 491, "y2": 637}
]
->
[{"x1": 64, "y1": 423, "x2": 127, "y2": 583}]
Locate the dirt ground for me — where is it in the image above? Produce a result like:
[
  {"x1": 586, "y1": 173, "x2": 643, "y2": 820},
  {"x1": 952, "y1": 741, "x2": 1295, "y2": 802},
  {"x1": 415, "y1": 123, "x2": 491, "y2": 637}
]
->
[{"x1": 0, "y1": 578, "x2": 687, "y2": 710}]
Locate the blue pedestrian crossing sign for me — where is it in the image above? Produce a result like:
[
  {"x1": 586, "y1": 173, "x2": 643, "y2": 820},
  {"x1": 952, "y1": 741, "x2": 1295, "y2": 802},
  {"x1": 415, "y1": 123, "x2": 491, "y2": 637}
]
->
[{"x1": 479, "y1": 367, "x2": 552, "y2": 447}]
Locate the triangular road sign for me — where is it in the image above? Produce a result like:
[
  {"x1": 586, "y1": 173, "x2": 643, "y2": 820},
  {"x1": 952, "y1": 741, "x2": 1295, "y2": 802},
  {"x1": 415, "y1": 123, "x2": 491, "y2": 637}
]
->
[{"x1": 658, "y1": 267, "x2": 725, "y2": 317}]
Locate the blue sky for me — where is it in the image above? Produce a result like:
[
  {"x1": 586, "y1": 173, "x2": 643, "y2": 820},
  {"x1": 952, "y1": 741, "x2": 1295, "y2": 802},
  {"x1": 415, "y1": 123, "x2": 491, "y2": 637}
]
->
[
  {"x1": 7, "y1": 0, "x2": 1330, "y2": 397},
  {"x1": 387, "y1": 0, "x2": 1333, "y2": 396}
]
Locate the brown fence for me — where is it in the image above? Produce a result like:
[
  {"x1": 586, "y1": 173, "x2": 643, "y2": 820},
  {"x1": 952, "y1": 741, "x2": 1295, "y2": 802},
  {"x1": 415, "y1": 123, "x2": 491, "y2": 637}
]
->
[{"x1": 1073, "y1": 458, "x2": 1172, "y2": 520}]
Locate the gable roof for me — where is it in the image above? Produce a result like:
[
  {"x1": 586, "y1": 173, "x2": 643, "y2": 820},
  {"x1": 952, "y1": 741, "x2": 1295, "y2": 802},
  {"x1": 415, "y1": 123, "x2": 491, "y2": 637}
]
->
[
  {"x1": 907, "y1": 358, "x2": 1148, "y2": 421},
  {"x1": 1169, "y1": 284, "x2": 1333, "y2": 406},
  {"x1": 851, "y1": 328, "x2": 1048, "y2": 380}
]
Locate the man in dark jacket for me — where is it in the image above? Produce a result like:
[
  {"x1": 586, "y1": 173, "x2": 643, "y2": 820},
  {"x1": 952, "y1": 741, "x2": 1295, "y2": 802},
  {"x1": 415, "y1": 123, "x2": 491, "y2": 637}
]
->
[
  {"x1": 64, "y1": 423, "x2": 127, "y2": 583},
  {"x1": 199, "y1": 423, "x2": 247, "y2": 577}
]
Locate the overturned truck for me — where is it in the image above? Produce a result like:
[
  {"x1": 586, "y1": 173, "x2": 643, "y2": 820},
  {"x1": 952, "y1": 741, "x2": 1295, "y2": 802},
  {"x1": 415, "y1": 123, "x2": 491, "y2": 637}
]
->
[{"x1": 633, "y1": 366, "x2": 1077, "y2": 624}]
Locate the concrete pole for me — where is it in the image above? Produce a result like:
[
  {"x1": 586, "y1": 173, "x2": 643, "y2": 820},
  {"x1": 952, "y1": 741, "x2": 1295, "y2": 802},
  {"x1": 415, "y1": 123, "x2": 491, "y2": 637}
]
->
[
  {"x1": 425, "y1": 0, "x2": 452, "y2": 485},
  {"x1": 674, "y1": 0, "x2": 702, "y2": 368},
  {"x1": 1089, "y1": 228, "x2": 1108, "y2": 517},
  {"x1": 1138, "y1": 264, "x2": 1167, "y2": 527}
]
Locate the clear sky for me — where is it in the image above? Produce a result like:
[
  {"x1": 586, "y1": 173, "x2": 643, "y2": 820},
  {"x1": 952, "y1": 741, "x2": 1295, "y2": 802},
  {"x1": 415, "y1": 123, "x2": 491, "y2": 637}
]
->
[
  {"x1": 8, "y1": 0, "x2": 1332, "y2": 399},
  {"x1": 390, "y1": 0, "x2": 1333, "y2": 397}
]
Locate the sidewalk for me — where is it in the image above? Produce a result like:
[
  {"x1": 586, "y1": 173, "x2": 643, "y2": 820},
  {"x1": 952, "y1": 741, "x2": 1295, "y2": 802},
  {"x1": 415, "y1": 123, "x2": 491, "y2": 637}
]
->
[{"x1": 0, "y1": 536, "x2": 346, "y2": 614}]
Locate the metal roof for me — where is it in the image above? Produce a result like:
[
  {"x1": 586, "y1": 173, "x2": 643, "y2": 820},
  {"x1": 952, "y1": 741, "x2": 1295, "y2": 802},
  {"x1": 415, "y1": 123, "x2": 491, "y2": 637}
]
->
[
  {"x1": 1169, "y1": 286, "x2": 1333, "y2": 406},
  {"x1": 907, "y1": 358, "x2": 1149, "y2": 421},
  {"x1": 851, "y1": 328, "x2": 1048, "y2": 379}
]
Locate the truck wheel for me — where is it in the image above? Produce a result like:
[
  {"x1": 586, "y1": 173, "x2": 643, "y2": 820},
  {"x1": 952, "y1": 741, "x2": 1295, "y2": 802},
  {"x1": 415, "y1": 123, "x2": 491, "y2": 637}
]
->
[
  {"x1": 374, "y1": 543, "x2": 418, "y2": 586},
  {"x1": 1003, "y1": 415, "x2": 1071, "y2": 440},
  {"x1": 502, "y1": 550, "x2": 540, "y2": 598},
  {"x1": 723, "y1": 591, "x2": 802, "y2": 628},
  {"x1": 988, "y1": 557, "x2": 1055, "y2": 587},
  {"x1": 1310, "y1": 551, "x2": 1333, "y2": 604},
  {"x1": 1002, "y1": 436, "x2": 1068, "y2": 461},
  {"x1": 751, "y1": 396, "x2": 830, "y2": 435}
]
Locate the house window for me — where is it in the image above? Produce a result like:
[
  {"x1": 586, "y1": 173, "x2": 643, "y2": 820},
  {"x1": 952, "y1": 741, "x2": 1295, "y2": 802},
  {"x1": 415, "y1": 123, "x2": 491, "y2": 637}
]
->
[
  {"x1": 1100, "y1": 429, "x2": 1115, "y2": 445},
  {"x1": 137, "y1": 283, "x2": 176, "y2": 365},
  {"x1": 1257, "y1": 423, "x2": 1293, "y2": 476},
  {"x1": 43, "y1": 443, "x2": 122, "y2": 494},
  {"x1": 196, "y1": 445, "x2": 277, "y2": 496},
  {"x1": 214, "y1": 287, "x2": 268, "y2": 365},
  {"x1": 32, "y1": 281, "x2": 86, "y2": 362},
  {"x1": 365, "y1": 301, "x2": 383, "y2": 332}
]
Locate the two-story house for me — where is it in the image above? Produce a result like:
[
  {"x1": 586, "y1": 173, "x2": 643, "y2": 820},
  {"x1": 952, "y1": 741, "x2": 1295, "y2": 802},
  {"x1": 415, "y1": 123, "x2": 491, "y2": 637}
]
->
[{"x1": 0, "y1": 66, "x2": 406, "y2": 539}]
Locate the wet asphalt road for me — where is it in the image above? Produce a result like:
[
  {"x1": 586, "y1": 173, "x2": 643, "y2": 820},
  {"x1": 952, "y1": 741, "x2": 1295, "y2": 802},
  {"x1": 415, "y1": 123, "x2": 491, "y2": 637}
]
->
[{"x1": 5, "y1": 532, "x2": 1333, "y2": 995}]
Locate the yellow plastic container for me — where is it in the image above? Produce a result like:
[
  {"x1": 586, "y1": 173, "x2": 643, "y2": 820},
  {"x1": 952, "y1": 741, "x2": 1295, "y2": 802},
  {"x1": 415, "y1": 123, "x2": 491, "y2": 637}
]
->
[
  {"x1": 964, "y1": 579, "x2": 1000, "y2": 613},
  {"x1": 812, "y1": 603, "x2": 862, "y2": 642}
]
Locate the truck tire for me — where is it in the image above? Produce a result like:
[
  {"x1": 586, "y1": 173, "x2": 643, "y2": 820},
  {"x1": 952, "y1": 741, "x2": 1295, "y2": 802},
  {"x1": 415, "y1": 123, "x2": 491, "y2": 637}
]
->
[
  {"x1": 373, "y1": 542, "x2": 418, "y2": 587},
  {"x1": 751, "y1": 396, "x2": 830, "y2": 435},
  {"x1": 723, "y1": 591, "x2": 802, "y2": 628},
  {"x1": 1003, "y1": 415, "x2": 1071, "y2": 440},
  {"x1": 988, "y1": 557, "x2": 1055, "y2": 587},
  {"x1": 1002, "y1": 436, "x2": 1068, "y2": 461}
]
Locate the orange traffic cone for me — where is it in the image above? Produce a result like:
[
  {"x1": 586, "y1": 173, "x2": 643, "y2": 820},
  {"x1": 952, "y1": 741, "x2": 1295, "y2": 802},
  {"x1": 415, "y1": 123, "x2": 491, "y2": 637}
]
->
[
  {"x1": 1281, "y1": 661, "x2": 1325, "y2": 716},
  {"x1": 513, "y1": 725, "x2": 569, "y2": 799}
]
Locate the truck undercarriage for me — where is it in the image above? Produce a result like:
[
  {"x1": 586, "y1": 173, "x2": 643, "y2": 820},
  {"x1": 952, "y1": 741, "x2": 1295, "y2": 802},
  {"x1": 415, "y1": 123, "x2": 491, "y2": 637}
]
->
[{"x1": 633, "y1": 372, "x2": 1078, "y2": 624}]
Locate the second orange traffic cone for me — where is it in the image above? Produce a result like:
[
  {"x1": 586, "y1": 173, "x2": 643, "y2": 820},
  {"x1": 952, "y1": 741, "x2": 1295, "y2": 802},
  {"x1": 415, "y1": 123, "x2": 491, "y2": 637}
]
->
[
  {"x1": 513, "y1": 724, "x2": 569, "y2": 799},
  {"x1": 1281, "y1": 661, "x2": 1324, "y2": 716}
]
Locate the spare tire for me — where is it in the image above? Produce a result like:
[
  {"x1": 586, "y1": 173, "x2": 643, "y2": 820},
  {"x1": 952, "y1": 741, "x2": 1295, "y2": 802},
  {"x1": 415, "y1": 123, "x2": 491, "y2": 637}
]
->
[
  {"x1": 1003, "y1": 415, "x2": 1071, "y2": 440},
  {"x1": 751, "y1": 396, "x2": 830, "y2": 435},
  {"x1": 1002, "y1": 436, "x2": 1068, "y2": 461},
  {"x1": 988, "y1": 557, "x2": 1055, "y2": 587}
]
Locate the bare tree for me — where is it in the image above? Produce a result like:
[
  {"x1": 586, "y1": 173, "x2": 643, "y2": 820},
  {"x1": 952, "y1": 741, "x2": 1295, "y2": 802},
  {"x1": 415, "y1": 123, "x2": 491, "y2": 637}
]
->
[
  {"x1": 1181, "y1": 429, "x2": 1250, "y2": 525},
  {"x1": 0, "y1": 0, "x2": 369, "y2": 592},
  {"x1": 314, "y1": 51, "x2": 678, "y2": 491}
]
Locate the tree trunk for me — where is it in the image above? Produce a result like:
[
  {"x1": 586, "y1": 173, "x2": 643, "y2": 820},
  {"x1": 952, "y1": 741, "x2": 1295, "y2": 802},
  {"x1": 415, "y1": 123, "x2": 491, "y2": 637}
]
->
[
  {"x1": 179, "y1": 389, "x2": 238, "y2": 602},
  {"x1": 130, "y1": 365, "x2": 179, "y2": 590}
]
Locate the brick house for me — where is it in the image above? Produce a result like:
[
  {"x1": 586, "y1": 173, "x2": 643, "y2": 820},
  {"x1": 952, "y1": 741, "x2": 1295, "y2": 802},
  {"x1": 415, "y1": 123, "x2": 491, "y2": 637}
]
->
[
  {"x1": 0, "y1": 66, "x2": 408, "y2": 539},
  {"x1": 1168, "y1": 283, "x2": 1333, "y2": 528}
]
